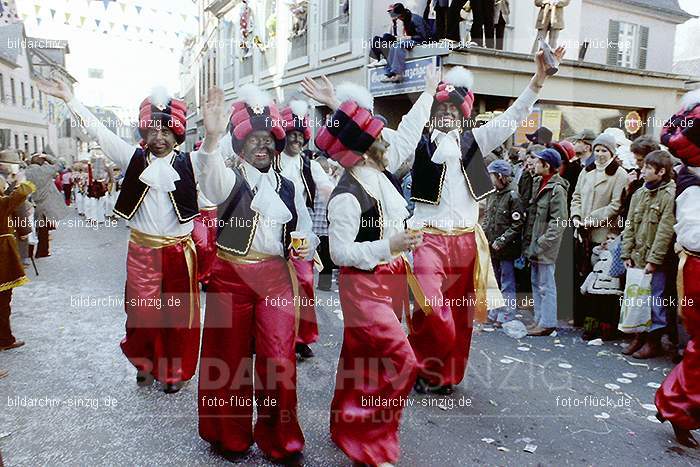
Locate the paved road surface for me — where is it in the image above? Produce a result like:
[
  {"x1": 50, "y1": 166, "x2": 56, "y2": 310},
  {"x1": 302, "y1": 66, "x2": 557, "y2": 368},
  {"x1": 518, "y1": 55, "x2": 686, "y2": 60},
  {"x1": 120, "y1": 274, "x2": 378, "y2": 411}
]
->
[{"x1": 1, "y1": 215, "x2": 699, "y2": 465}]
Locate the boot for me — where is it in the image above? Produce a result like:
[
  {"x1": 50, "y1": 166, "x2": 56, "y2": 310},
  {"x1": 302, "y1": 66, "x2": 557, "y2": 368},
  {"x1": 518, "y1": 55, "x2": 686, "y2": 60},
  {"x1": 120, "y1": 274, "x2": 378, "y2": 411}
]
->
[
  {"x1": 656, "y1": 412, "x2": 700, "y2": 448},
  {"x1": 622, "y1": 333, "x2": 645, "y2": 356},
  {"x1": 632, "y1": 332, "x2": 663, "y2": 359}
]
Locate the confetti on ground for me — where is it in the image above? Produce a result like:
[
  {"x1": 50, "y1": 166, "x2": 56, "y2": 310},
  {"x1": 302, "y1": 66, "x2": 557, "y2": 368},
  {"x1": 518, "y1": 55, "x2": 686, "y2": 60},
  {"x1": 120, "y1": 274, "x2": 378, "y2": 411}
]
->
[
  {"x1": 616, "y1": 378, "x2": 632, "y2": 384},
  {"x1": 482, "y1": 327, "x2": 496, "y2": 332},
  {"x1": 587, "y1": 338, "x2": 603, "y2": 346},
  {"x1": 558, "y1": 363, "x2": 573, "y2": 369},
  {"x1": 555, "y1": 344, "x2": 565, "y2": 348},
  {"x1": 622, "y1": 372, "x2": 638, "y2": 379},
  {"x1": 626, "y1": 361, "x2": 649, "y2": 368},
  {"x1": 438, "y1": 403, "x2": 449, "y2": 411},
  {"x1": 516, "y1": 437, "x2": 534, "y2": 444},
  {"x1": 482, "y1": 438, "x2": 495, "y2": 444},
  {"x1": 500, "y1": 358, "x2": 514, "y2": 364},
  {"x1": 605, "y1": 383, "x2": 620, "y2": 390},
  {"x1": 489, "y1": 400, "x2": 499, "y2": 407},
  {"x1": 641, "y1": 404, "x2": 657, "y2": 411},
  {"x1": 517, "y1": 346, "x2": 530, "y2": 352},
  {"x1": 497, "y1": 446, "x2": 510, "y2": 452},
  {"x1": 647, "y1": 415, "x2": 661, "y2": 424},
  {"x1": 646, "y1": 382, "x2": 661, "y2": 389},
  {"x1": 553, "y1": 339, "x2": 561, "y2": 344},
  {"x1": 524, "y1": 444, "x2": 538, "y2": 453},
  {"x1": 0, "y1": 432, "x2": 10, "y2": 440},
  {"x1": 594, "y1": 412, "x2": 610, "y2": 419}
]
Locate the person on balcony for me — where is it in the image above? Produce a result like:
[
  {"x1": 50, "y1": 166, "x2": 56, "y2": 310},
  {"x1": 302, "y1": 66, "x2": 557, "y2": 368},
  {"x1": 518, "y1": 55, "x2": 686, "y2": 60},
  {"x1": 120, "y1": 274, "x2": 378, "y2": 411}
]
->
[{"x1": 370, "y1": 3, "x2": 428, "y2": 84}]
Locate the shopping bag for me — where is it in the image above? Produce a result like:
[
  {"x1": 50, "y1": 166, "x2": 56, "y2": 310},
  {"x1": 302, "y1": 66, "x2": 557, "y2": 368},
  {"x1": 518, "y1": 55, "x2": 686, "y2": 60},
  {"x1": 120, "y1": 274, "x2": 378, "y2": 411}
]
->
[
  {"x1": 618, "y1": 268, "x2": 652, "y2": 333},
  {"x1": 608, "y1": 236, "x2": 626, "y2": 278}
]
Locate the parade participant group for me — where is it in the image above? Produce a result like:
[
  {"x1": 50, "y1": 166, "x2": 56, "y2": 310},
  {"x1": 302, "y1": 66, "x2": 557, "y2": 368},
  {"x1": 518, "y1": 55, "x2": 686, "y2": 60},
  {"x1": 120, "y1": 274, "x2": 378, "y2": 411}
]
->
[{"x1": 1, "y1": 32, "x2": 699, "y2": 467}]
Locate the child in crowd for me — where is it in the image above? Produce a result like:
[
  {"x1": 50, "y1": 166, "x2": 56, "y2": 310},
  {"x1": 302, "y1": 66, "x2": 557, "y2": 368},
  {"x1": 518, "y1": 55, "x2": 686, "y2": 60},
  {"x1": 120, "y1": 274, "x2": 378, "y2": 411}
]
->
[
  {"x1": 523, "y1": 148, "x2": 569, "y2": 336},
  {"x1": 621, "y1": 150, "x2": 676, "y2": 359},
  {"x1": 484, "y1": 160, "x2": 524, "y2": 326}
]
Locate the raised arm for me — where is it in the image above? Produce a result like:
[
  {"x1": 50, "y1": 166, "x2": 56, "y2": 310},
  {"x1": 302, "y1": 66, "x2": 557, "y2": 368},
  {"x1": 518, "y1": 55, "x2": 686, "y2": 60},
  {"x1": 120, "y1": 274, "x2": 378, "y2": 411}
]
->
[
  {"x1": 385, "y1": 66, "x2": 438, "y2": 174},
  {"x1": 37, "y1": 79, "x2": 135, "y2": 169},
  {"x1": 472, "y1": 46, "x2": 565, "y2": 155},
  {"x1": 192, "y1": 87, "x2": 235, "y2": 204}
]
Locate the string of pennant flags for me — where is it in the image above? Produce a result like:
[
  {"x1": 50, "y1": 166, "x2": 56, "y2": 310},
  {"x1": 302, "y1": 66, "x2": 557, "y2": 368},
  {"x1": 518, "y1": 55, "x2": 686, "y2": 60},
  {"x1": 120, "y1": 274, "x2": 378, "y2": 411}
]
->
[{"x1": 17, "y1": 0, "x2": 199, "y2": 52}]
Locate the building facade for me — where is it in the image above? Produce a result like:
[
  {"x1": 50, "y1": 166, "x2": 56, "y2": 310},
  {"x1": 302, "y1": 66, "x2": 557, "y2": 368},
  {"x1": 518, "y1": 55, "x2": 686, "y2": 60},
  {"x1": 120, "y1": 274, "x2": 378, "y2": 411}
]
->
[{"x1": 184, "y1": 0, "x2": 694, "y2": 147}]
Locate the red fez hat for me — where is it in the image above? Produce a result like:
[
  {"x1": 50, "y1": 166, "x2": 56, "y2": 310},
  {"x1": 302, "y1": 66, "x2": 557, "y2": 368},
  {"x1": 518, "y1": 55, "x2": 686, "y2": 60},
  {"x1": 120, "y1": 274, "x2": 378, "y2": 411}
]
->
[
  {"x1": 434, "y1": 67, "x2": 475, "y2": 119},
  {"x1": 280, "y1": 100, "x2": 312, "y2": 143},
  {"x1": 661, "y1": 90, "x2": 700, "y2": 167},
  {"x1": 229, "y1": 84, "x2": 286, "y2": 154},
  {"x1": 315, "y1": 83, "x2": 384, "y2": 168},
  {"x1": 138, "y1": 88, "x2": 187, "y2": 144}
]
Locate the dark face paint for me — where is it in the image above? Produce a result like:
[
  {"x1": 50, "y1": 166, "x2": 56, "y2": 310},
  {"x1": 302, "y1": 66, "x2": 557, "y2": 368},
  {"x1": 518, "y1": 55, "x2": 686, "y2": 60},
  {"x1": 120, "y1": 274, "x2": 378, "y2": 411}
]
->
[
  {"x1": 145, "y1": 121, "x2": 178, "y2": 157},
  {"x1": 285, "y1": 130, "x2": 305, "y2": 156},
  {"x1": 432, "y1": 102, "x2": 462, "y2": 132},
  {"x1": 242, "y1": 130, "x2": 276, "y2": 171}
]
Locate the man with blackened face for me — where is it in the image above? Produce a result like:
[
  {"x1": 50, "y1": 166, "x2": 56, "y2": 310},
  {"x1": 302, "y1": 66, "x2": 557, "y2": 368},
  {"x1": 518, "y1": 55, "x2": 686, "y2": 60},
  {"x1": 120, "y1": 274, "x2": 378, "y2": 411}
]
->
[
  {"x1": 277, "y1": 99, "x2": 335, "y2": 360},
  {"x1": 194, "y1": 84, "x2": 317, "y2": 464}
]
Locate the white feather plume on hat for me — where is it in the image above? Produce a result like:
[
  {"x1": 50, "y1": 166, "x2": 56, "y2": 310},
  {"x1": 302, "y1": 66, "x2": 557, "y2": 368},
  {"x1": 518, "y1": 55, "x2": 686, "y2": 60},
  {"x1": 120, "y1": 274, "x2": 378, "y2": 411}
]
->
[
  {"x1": 150, "y1": 86, "x2": 171, "y2": 109},
  {"x1": 443, "y1": 67, "x2": 474, "y2": 89},
  {"x1": 289, "y1": 99, "x2": 309, "y2": 118},
  {"x1": 238, "y1": 83, "x2": 272, "y2": 109},
  {"x1": 681, "y1": 88, "x2": 700, "y2": 111},
  {"x1": 335, "y1": 82, "x2": 374, "y2": 112}
]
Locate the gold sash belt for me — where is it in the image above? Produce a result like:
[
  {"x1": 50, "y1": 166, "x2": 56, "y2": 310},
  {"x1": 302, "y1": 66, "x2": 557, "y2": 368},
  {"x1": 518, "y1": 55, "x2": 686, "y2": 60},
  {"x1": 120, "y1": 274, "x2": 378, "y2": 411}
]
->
[
  {"x1": 420, "y1": 226, "x2": 475, "y2": 236},
  {"x1": 677, "y1": 249, "x2": 700, "y2": 320},
  {"x1": 129, "y1": 229, "x2": 199, "y2": 329},
  {"x1": 0, "y1": 233, "x2": 15, "y2": 239},
  {"x1": 216, "y1": 248, "x2": 278, "y2": 264},
  {"x1": 200, "y1": 206, "x2": 217, "y2": 212},
  {"x1": 405, "y1": 225, "x2": 502, "y2": 324}
]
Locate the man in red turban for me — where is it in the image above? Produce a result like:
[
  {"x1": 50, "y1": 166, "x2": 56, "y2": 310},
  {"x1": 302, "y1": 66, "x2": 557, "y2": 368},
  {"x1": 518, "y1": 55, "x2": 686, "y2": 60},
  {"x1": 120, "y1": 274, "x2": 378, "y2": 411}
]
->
[{"x1": 38, "y1": 79, "x2": 230, "y2": 394}]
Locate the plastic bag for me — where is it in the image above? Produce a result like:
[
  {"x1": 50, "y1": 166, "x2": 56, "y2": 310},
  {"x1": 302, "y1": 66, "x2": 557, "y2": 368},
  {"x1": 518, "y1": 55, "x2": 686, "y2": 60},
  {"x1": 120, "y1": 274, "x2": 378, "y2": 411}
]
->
[
  {"x1": 502, "y1": 320, "x2": 528, "y2": 339},
  {"x1": 618, "y1": 268, "x2": 652, "y2": 334}
]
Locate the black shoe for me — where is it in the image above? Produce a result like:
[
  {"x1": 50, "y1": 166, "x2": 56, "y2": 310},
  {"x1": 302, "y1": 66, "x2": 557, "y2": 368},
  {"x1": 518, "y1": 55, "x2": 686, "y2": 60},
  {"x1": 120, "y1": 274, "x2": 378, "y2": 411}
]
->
[
  {"x1": 414, "y1": 376, "x2": 429, "y2": 394},
  {"x1": 136, "y1": 371, "x2": 154, "y2": 387},
  {"x1": 672, "y1": 423, "x2": 699, "y2": 448},
  {"x1": 432, "y1": 384, "x2": 454, "y2": 395},
  {"x1": 211, "y1": 443, "x2": 250, "y2": 462},
  {"x1": 163, "y1": 382, "x2": 183, "y2": 394},
  {"x1": 295, "y1": 343, "x2": 314, "y2": 359},
  {"x1": 317, "y1": 284, "x2": 332, "y2": 292},
  {"x1": 278, "y1": 451, "x2": 304, "y2": 466}
]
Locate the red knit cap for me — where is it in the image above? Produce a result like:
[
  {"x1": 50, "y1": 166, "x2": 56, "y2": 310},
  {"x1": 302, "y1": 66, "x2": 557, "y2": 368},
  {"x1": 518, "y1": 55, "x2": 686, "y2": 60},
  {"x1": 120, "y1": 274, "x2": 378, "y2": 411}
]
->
[
  {"x1": 662, "y1": 90, "x2": 700, "y2": 167},
  {"x1": 551, "y1": 140, "x2": 576, "y2": 162},
  {"x1": 138, "y1": 88, "x2": 187, "y2": 144}
]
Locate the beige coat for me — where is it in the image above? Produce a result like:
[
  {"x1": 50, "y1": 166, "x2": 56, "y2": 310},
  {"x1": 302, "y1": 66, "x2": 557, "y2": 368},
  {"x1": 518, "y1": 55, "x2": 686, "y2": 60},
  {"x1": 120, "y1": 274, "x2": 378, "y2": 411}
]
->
[
  {"x1": 535, "y1": 0, "x2": 570, "y2": 30},
  {"x1": 570, "y1": 159, "x2": 628, "y2": 244}
]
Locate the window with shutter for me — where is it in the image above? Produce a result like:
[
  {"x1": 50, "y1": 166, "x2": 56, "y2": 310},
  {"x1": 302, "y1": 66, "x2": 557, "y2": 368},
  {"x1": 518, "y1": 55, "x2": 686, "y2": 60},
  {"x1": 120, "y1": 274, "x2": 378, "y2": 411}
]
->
[
  {"x1": 637, "y1": 26, "x2": 649, "y2": 70},
  {"x1": 607, "y1": 20, "x2": 620, "y2": 66}
]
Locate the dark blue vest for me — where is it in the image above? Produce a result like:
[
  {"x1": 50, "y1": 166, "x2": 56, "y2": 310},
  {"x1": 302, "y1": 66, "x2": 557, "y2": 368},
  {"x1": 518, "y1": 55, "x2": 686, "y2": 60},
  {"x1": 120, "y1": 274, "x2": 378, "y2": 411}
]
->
[
  {"x1": 113, "y1": 149, "x2": 199, "y2": 223},
  {"x1": 216, "y1": 166, "x2": 298, "y2": 257},
  {"x1": 329, "y1": 169, "x2": 403, "y2": 242},
  {"x1": 410, "y1": 130, "x2": 494, "y2": 204}
]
